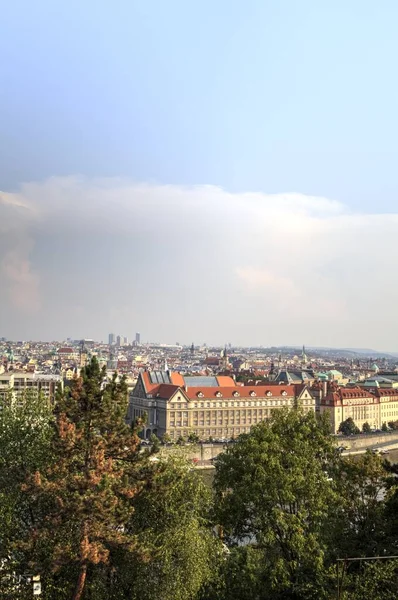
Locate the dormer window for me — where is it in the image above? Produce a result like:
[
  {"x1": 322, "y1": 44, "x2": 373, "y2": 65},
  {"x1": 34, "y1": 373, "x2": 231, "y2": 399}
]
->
[
  {"x1": 250, "y1": 391, "x2": 256, "y2": 397},
  {"x1": 215, "y1": 391, "x2": 222, "y2": 397},
  {"x1": 233, "y1": 391, "x2": 240, "y2": 397},
  {"x1": 197, "y1": 391, "x2": 204, "y2": 398},
  {"x1": 281, "y1": 391, "x2": 287, "y2": 396},
  {"x1": 266, "y1": 391, "x2": 272, "y2": 397}
]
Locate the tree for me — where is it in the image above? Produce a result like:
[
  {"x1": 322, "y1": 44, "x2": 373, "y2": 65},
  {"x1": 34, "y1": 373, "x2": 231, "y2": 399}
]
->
[
  {"x1": 338, "y1": 417, "x2": 359, "y2": 436},
  {"x1": 120, "y1": 455, "x2": 222, "y2": 600},
  {"x1": 15, "y1": 359, "x2": 144, "y2": 600},
  {"x1": 161, "y1": 432, "x2": 172, "y2": 444},
  {"x1": 343, "y1": 560, "x2": 398, "y2": 600},
  {"x1": 382, "y1": 422, "x2": 388, "y2": 432},
  {"x1": 0, "y1": 389, "x2": 54, "y2": 593},
  {"x1": 329, "y1": 452, "x2": 388, "y2": 559},
  {"x1": 362, "y1": 422, "x2": 371, "y2": 433},
  {"x1": 187, "y1": 432, "x2": 200, "y2": 444},
  {"x1": 213, "y1": 409, "x2": 340, "y2": 599},
  {"x1": 199, "y1": 545, "x2": 264, "y2": 600},
  {"x1": 149, "y1": 432, "x2": 160, "y2": 453}
]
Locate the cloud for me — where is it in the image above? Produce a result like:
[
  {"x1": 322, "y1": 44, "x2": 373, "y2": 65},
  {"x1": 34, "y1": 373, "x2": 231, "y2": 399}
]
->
[
  {"x1": 1, "y1": 248, "x2": 41, "y2": 313},
  {"x1": 0, "y1": 176, "x2": 398, "y2": 349}
]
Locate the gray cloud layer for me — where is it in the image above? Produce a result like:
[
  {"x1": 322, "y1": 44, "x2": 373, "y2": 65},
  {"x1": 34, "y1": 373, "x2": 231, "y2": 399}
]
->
[{"x1": 1, "y1": 177, "x2": 398, "y2": 350}]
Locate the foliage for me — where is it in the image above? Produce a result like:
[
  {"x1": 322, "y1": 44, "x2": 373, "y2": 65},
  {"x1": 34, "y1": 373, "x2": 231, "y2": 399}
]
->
[
  {"x1": 0, "y1": 390, "x2": 54, "y2": 591},
  {"x1": 381, "y1": 422, "x2": 388, "y2": 432},
  {"x1": 149, "y1": 433, "x2": 160, "y2": 453},
  {"x1": 362, "y1": 421, "x2": 371, "y2": 433},
  {"x1": 213, "y1": 409, "x2": 339, "y2": 598},
  {"x1": 342, "y1": 560, "x2": 398, "y2": 600},
  {"x1": 338, "y1": 417, "x2": 360, "y2": 436},
  {"x1": 12, "y1": 359, "x2": 144, "y2": 600},
  {"x1": 329, "y1": 452, "x2": 388, "y2": 559},
  {"x1": 123, "y1": 455, "x2": 221, "y2": 600}
]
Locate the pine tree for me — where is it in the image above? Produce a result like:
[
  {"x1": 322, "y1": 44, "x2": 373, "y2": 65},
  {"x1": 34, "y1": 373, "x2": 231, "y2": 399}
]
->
[{"x1": 18, "y1": 358, "x2": 144, "y2": 600}]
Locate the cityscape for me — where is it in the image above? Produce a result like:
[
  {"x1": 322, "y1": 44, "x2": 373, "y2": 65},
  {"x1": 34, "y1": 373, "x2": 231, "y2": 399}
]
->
[
  {"x1": 3, "y1": 0, "x2": 398, "y2": 598},
  {"x1": 3, "y1": 335, "x2": 398, "y2": 441}
]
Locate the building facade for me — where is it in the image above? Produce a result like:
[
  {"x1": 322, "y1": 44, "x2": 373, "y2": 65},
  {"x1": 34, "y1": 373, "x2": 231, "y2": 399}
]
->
[
  {"x1": 0, "y1": 372, "x2": 63, "y2": 404},
  {"x1": 128, "y1": 370, "x2": 316, "y2": 439}
]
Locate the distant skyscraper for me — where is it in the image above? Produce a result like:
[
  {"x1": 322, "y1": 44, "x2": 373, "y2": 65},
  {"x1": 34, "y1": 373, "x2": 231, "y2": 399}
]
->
[
  {"x1": 135, "y1": 332, "x2": 141, "y2": 344},
  {"x1": 108, "y1": 333, "x2": 116, "y2": 345},
  {"x1": 123, "y1": 336, "x2": 129, "y2": 345},
  {"x1": 116, "y1": 335, "x2": 122, "y2": 347}
]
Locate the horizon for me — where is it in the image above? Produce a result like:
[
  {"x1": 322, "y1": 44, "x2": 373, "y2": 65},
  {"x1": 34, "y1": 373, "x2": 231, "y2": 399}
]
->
[{"x1": 2, "y1": 2, "x2": 398, "y2": 349}]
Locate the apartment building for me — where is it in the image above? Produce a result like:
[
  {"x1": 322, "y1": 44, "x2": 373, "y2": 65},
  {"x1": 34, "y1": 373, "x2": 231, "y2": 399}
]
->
[
  {"x1": 0, "y1": 372, "x2": 63, "y2": 404},
  {"x1": 128, "y1": 370, "x2": 315, "y2": 439}
]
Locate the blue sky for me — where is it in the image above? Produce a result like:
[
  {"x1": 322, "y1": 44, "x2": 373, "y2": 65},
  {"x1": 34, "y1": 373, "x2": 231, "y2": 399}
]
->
[
  {"x1": 2, "y1": 0, "x2": 398, "y2": 210},
  {"x1": 1, "y1": 1, "x2": 398, "y2": 347}
]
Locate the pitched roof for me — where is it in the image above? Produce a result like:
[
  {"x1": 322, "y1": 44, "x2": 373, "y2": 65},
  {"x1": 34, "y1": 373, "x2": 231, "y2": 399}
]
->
[
  {"x1": 216, "y1": 375, "x2": 236, "y2": 386},
  {"x1": 170, "y1": 372, "x2": 185, "y2": 386},
  {"x1": 184, "y1": 385, "x2": 295, "y2": 400}
]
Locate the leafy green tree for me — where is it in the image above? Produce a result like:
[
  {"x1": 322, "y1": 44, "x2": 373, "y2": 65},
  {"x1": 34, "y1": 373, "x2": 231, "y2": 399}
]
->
[
  {"x1": 213, "y1": 409, "x2": 340, "y2": 599},
  {"x1": 187, "y1": 432, "x2": 200, "y2": 444},
  {"x1": 362, "y1": 421, "x2": 371, "y2": 433},
  {"x1": 338, "y1": 417, "x2": 359, "y2": 436},
  {"x1": 329, "y1": 452, "x2": 388, "y2": 559},
  {"x1": 0, "y1": 389, "x2": 54, "y2": 590},
  {"x1": 118, "y1": 455, "x2": 222, "y2": 600},
  {"x1": 199, "y1": 545, "x2": 264, "y2": 600},
  {"x1": 382, "y1": 422, "x2": 388, "y2": 432},
  {"x1": 343, "y1": 560, "x2": 398, "y2": 600}
]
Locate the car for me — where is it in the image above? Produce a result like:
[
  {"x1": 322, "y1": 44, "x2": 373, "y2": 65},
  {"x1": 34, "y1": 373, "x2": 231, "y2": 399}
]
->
[{"x1": 380, "y1": 449, "x2": 390, "y2": 455}]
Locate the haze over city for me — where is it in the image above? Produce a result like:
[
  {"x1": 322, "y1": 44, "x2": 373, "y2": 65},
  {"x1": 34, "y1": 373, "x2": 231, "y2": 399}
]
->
[{"x1": 2, "y1": 1, "x2": 398, "y2": 350}]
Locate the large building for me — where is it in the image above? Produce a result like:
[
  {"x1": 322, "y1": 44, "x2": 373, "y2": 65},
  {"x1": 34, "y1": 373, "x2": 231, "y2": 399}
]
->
[
  {"x1": 128, "y1": 370, "x2": 315, "y2": 439},
  {"x1": 320, "y1": 384, "x2": 398, "y2": 433},
  {"x1": 0, "y1": 372, "x2": 63, "y2": 404}
]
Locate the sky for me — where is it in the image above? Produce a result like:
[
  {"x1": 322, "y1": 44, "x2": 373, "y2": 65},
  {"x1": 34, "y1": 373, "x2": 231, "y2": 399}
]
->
[{"x1": 1, "y1": 1, "x2": 398, "y2": 350}]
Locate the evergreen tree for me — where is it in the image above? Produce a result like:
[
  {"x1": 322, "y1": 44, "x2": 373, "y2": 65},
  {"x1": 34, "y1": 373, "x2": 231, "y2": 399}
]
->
[{"x1": 16, "y1": 359, "x2": 144, "y2": 600}]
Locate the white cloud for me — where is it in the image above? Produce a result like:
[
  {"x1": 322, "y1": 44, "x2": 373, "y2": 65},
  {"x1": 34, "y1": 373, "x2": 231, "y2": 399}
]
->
[{"x1": 0, "y1": 176, "x2": 398, "y2": 349}]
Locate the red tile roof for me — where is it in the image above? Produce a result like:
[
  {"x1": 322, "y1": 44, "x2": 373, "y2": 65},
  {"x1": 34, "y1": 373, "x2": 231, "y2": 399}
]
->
[
  {"x1": 170, "y1": 372, "x2": 185, "y2": 386},
  {"x1": 216, "y1": 376, "x2": 236, "y2": 386},
  {"x1": 155, "y1": 384, "x2": 180, "y2": 398},
  {"x1": 375, "y1": 388, "x2": 398, "y2": 397},
  {"x1": 184, "y1": 385, "x2": 295, "y2": 400}
]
